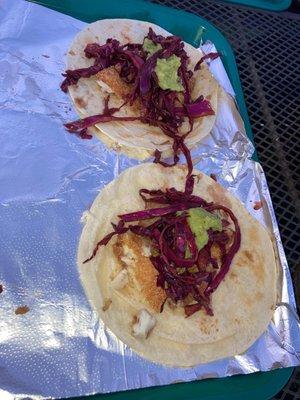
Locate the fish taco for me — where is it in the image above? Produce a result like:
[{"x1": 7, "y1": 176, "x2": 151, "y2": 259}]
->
[
  {"x1": 62, "y1": 19, "x2": 219, "y2": 162},
  {"x1": 78, "y1": 163, "x2": 278, "y2": 367}
]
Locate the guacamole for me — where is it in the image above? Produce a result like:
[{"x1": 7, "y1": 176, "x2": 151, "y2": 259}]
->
[
  {"x1": 143, "y1": 38, "x2": 162, "y2": 57},
  {"x1": 187, "y1": 208, "x2": 222, "y2": 250},
  {"x1": 155, "y1": 54, "x2": 184, "y2": 91}
]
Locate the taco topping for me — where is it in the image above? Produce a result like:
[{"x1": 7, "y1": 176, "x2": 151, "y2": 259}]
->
[
  {"x1": 83, "y1": 174, "x2": 240, "y2": 317},
  {"x1": 62, "y1": 28, "x2": 217, "y2": 175}
]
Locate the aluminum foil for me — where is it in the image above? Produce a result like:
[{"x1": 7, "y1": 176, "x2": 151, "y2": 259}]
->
[{"x1": 0, "y1": 1, "x2": 299, "y2": 399}]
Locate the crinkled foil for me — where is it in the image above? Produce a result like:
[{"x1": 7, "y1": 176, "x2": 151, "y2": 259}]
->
[{"x1": 0, "y1": 1, "x2": 299, "y2": 399}]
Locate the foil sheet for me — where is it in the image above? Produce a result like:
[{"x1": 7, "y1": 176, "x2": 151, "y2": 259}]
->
[{"x1": 0, "y1": 1, "x2": 299, "y2": 399}]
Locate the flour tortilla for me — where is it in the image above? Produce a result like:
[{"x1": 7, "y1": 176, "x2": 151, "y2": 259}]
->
[
  {"x1": 78, "y1": 164, "x2": 277, "y2": 366},
  {"x1": 67, "y1": 19, "x2": 219, "y2": 159}
]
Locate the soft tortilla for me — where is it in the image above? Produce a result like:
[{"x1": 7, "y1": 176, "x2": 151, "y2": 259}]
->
[
  {"x1": 78, "y1": 164, "x2": 277, "y2": 366},
  {"x1": 67, "y1": 19, "x2": 219, "y2": 159}
]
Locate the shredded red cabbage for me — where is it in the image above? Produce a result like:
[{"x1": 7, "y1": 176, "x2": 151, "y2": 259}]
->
[
  {"x1": 65, "y1": 114, "x2": 140, "y2": 133},
  {"x1": 185, "y1": 98, "x2": 215, "y2": 118},
  {"x1": 61, "y1": 29, "x2": 215, "y2": 175},
  {"x1": 118, "y1": 203, "x2": 198, "y2": 222},
  {"x1": 84, "y1": 175, "x2": 241, "y2": 317},
  {"x1": 61, "y1": 39, "x2": 144, "y2": 92},
  {"x1": 194, "y1": 52, "x2": 219, "y2": 71},
  {"x1": 204, "y1": 204, "x2": 241, "y2": 294}
]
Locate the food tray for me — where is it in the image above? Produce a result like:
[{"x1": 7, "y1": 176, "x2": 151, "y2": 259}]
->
[{"x1": 27, "y1": 0, "x2": 295, "y2": 399}]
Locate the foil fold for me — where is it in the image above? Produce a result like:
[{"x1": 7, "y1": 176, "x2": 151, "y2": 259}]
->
[{"x1": 0, "y1": 1, "x2": 299, "y2": 399}]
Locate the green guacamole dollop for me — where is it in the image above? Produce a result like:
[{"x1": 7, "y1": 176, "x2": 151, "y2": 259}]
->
[
  {"x1": 155, "y1": 54, "x2": 184, "y2": 92},
  {"x1": 142, "y1": 38, "x2": 162, "y2": 57},
  {"x1": 187, "y1": 208, "x2": 222, "y2": 250}
]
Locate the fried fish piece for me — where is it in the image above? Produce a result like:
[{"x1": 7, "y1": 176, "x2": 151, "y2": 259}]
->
[{"x1": 95, "y1": 66, "x2": 132, "y2": 99}]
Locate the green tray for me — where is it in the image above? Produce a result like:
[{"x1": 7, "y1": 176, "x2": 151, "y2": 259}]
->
[
  {"x1": 218, "y1": 0, "x2": 292, "y2": 11},
  {"x1": 29, "y1": 0, "x2": 293, "y2": 399}
]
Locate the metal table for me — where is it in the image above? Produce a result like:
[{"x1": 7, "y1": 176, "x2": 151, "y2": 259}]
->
[{"x1": 151, "y1": 0, "x2": 300, "y2": 398}]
